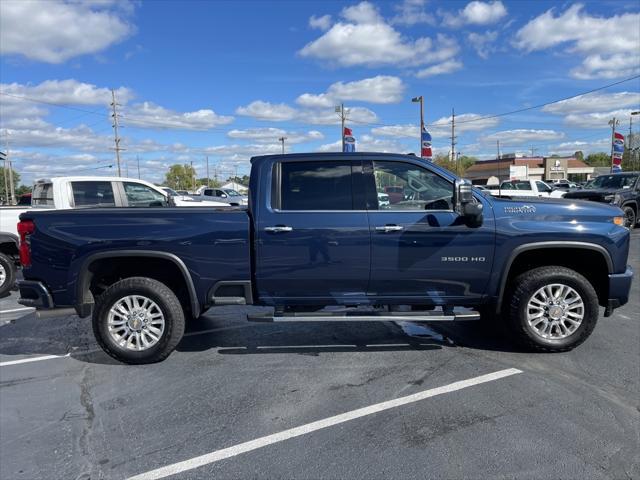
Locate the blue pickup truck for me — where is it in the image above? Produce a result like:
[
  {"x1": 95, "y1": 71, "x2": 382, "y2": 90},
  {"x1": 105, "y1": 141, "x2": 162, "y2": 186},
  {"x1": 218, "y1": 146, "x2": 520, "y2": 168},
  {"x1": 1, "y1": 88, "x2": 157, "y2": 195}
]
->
[{"x1": 17, "y1": 153, "x2": 633, "y2": 364}]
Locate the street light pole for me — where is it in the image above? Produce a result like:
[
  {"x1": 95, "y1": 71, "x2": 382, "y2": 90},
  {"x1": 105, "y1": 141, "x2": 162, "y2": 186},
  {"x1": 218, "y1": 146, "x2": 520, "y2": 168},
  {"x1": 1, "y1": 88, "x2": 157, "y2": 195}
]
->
[
  {"x1": 411, "y1": 96, "x2": 424, "y2": 154},
  {"x1": 609, "y1": 117, "x2": 620, "y2": 173},
  {"x1": 278, "y1": 136, "x2": 287, "y2": 154}
]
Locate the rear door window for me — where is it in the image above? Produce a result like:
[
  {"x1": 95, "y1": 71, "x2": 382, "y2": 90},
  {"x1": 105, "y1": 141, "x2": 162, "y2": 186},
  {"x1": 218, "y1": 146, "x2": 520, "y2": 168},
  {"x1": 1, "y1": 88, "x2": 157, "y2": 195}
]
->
[
  {"x1": 71, "y1": 181, "x2": 115, "y2": 207},
  {"x1": 32, "y1": 183, "x2": 54, "y2": 206},
  {"x1": 278, "y1": 161, "x2": 353, "y2": 210}
]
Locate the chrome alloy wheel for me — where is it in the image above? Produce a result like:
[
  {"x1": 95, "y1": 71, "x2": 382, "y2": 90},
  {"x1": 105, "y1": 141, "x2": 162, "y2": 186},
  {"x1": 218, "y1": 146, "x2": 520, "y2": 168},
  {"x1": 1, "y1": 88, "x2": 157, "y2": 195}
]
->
[
  {"x1": 526, "y1": 283, "x2": 584, "y2": 340},
  {"x1": 0, "y1": 263, "x2": 6, "y2": 287},
  {"x1": 107, "y1": 295, "x2": 165, "y2": 351}
]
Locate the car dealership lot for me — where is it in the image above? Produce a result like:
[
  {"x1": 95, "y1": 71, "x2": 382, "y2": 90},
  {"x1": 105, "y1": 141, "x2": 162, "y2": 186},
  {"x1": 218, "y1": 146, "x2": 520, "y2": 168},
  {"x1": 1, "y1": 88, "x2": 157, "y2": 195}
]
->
[{"x1": 1, "y1": 233, "x2": 638, "y2": 480}]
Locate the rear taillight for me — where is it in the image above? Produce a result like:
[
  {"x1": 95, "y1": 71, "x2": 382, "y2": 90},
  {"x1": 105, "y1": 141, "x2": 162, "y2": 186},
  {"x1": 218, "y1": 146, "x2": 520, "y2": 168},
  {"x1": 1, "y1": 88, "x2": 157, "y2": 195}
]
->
[{"x1": 17, "y1": 219, "x2": 35, "y2": 267}]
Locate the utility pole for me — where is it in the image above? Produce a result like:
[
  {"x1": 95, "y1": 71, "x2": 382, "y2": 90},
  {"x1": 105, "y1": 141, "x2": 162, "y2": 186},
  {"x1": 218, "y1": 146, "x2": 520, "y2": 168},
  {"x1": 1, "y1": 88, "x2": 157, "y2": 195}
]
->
[
  {"x1": 336, "y1": 104, "x2": 347, "y2": 152},
  {"x1": 5, "y1": 134, "x2": 15, "y2": 205},
  {"x1": 1, "y1": 148, "x2": 7, "y2": 205},
  {"x1": 136, "y1": 155, "x2": 140, "y2": 179},
  {"x1": 110, "y1": 89, "x2": 124, "y2": 177},
  {"x1": 411, "y1": 96, "x2": 424, "y2": 154},
  {"x1": 530, "y1": 146, "x2": 538, "y2": 157},
  {"x1": 206, "y1": 156, "x2": 210, "y2": 187},
  {"x1": 609, "y1": 117, "x2": 619, "y2": 173},
  {"x1": 450, "y1": 108, "x2": 456, "y2": 163},
  {"x1": 190, "y1": 160, "x2": 195, "y2": 192},
  {"x1": 278, "y1": 136, "x2": 287, "y2": 154}
]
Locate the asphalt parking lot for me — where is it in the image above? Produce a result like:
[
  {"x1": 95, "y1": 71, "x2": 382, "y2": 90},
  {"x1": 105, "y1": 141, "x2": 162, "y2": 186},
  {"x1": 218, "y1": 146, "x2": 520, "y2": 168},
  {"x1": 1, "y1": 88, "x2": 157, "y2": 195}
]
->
[{"x1": 1, "y1": 232, "x2": 638, "y2": 480}]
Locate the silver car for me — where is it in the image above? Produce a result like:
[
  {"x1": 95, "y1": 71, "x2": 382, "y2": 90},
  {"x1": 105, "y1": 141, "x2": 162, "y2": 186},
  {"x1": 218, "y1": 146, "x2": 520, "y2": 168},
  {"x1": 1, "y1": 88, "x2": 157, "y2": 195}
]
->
[{"x1": 200, "y1": 188, "x2": 248, "y2": 206}]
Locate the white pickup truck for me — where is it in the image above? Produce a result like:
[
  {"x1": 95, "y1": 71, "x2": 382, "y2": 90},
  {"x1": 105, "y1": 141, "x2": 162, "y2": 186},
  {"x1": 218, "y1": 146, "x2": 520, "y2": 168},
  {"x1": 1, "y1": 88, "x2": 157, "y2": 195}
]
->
[
  {"x1": 0, "y1": 176, "x2": 229, "y2": 296},
  {"x1": 486, "y1": 179, "x2": 566, "y2": 199}
]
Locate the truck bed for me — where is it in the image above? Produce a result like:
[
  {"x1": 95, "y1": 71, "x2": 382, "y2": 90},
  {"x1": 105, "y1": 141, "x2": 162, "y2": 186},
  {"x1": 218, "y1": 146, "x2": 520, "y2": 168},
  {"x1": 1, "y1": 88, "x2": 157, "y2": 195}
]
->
[{"x1": 20, "y1": 207, "x2": 251, "y2": 309}]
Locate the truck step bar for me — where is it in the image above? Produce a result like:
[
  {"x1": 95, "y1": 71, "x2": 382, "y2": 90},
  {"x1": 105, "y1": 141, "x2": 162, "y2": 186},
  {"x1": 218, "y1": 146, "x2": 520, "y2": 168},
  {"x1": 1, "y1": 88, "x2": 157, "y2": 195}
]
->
[{"x1": 247, "y1": 308, "x2": 481, "y2": 323}]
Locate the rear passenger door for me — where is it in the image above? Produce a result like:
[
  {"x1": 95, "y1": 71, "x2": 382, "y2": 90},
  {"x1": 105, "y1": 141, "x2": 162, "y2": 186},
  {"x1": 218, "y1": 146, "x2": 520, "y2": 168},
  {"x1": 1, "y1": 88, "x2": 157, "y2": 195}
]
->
[{"x1": 255, "y1": 159, "x2": 370, "y2": 302}]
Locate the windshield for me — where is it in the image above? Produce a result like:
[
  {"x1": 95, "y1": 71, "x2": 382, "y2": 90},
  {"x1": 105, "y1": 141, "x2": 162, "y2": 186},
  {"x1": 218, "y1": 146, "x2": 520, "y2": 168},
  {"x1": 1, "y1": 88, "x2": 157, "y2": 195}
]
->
[
  {"x1": 223, "y1": 189, "x2": 242, "y2": 196},
  {"x1": 590, "y1": 174, "x2": 638, "y2": 189}
]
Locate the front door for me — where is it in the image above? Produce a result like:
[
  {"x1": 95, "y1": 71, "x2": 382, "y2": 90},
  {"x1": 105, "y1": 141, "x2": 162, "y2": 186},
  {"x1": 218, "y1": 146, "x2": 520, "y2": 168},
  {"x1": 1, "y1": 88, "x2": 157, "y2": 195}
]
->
[
  {"x1": 367, "y1": 160, "x2": 494, "y2": 304},
  {"x1": 255, "y1": 159, "x2": 370, "y2": 303}
]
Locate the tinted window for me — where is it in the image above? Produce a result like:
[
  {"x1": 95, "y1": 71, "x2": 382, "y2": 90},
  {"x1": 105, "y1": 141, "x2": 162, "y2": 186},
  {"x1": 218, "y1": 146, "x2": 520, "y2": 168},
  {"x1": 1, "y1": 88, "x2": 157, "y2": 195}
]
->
[
  {"x1": 32, "y1": 183, "x2": 54, "y2": 206},
  {"x1": 123, "y1": 182, "x2": 167, "y2": 207},
  {"x1": 536, "y1": 181, "x2": 551, "y2": 192},
  {"x1": 71, "y1": 181, "x2": 115, "y2": 207},
  {"x1": 372, "y1": 161, "x2": 453, "y2": 211},
  {"x1": 280, "y1": 161, "x2": 353, "y2": 210}
]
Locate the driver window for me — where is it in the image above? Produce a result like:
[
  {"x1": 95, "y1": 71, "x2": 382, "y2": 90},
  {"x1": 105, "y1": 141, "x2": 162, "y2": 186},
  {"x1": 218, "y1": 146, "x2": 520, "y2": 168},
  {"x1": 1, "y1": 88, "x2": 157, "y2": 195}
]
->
[{"x1": 372, "y1": 161, "x2": 453, "y2": 211}]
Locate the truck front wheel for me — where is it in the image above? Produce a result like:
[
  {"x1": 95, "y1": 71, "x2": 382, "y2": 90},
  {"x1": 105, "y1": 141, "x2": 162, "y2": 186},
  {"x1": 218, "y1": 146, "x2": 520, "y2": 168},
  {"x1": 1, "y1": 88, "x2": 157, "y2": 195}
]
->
[
  {"x1": 92, "y1": 277, "x2": 185, "y2": 364},
  {"x1": 507, "y1": 266, "x2": 599, "y2": 352}
]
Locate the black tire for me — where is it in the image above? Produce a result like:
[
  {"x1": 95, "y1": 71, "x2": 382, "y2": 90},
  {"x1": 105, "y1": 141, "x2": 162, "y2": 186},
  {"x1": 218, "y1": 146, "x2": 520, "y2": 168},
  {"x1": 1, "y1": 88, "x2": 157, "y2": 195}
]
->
[
  {"x1": 507, "y1": 266, "x2": 599, "y2": 352},
  {"x1": 622, "y1": 206, "x2": 636, "y2": 229},
  {"x1": 0, "y1": 252, "x2": 16, "y2": 298},
  {"x1": 92, "y1": 277, "x2": 185, "y2": 364}
]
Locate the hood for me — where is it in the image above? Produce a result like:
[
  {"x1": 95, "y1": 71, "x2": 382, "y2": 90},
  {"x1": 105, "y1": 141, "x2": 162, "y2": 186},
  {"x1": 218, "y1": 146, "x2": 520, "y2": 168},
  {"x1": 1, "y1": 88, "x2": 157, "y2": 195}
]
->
[{"x1": 489, "y1": 195, "x2": 623, "y2": 222}]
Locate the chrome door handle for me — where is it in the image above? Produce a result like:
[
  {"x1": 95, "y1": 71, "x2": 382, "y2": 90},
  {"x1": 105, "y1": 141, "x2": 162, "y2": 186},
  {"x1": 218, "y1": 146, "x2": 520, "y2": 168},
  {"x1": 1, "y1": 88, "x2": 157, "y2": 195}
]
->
[
  {"x1": 375, "y1": 225, "x2": 404, "y2": 233},
  {"x1": 264, "y1": 226, "x2": 293, "y2": 233}
]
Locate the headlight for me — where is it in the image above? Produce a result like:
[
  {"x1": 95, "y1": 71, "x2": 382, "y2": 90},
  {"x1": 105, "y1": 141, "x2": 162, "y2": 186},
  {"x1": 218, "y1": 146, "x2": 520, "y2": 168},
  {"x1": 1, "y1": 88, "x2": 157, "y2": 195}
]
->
[
  {"x1": 613, "y1": 216, "x2": 625, "y2": 227},
  {"x1": 603, "y1": 194, "x2": 615, "y2": 202}
]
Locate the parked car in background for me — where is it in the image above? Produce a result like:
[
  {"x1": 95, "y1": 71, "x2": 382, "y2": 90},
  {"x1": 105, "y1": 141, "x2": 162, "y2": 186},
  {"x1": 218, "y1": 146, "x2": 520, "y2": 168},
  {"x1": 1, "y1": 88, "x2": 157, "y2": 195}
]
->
[
  {"x1": 551, "y1": 179, "x2": 581, "y2": 191},
  {"x1": 564, "y1": 172, "x2": 640, "y2": 228},
  {"x1": 487, "y1": 179, "x2": 565, "y2": 198},
  {"x1": 1, "y1": 176, "x2": 189, "y2": 297},
  {"x1": 160, "y1": 187, "x2": 230, "y2": 207},
  {"x1": 377, "y1": 192, "x2": 390, "y2": 207},
  {"x1": 197, "y1": 187, "x2": 248, "y2": 206}
]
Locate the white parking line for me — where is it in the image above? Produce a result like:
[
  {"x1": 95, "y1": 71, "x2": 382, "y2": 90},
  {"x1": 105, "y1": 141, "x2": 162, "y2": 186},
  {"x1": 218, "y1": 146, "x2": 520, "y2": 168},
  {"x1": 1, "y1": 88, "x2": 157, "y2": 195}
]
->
[
  {"x1": 0, "y1": 307, "x2": 35, "y2": 315},
  {"x1": 127, "y1": 368, "x2": 522, "y2": 480},
  {"x1": 0, "y1": 324, "x2": 251, "y2": 368}
]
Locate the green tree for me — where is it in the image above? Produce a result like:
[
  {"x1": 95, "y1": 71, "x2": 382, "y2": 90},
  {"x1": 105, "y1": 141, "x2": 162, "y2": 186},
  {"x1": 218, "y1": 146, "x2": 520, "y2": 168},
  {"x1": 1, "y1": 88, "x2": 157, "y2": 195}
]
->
[
  {"x1": 226, "y1": 175, "x2": 250, "y2": 186},
  {"x1": 196, "y1": 177, "x2": 221, "y2": 188},
  {"x1": 585, "y1": 152, "x2": 611, "y2": 167},
  {"x1": 433, "y1": 154, "x2": 477, "y2": 176},
  {"x1": 164, "y1": 164, "x2": 196, "y2": 190},
  {"x1": 574, "y1": 151, "x2": 584, "y2": 161},
  {"x1": 0, "y1": 167, "x2": 20, "y2": 203}
]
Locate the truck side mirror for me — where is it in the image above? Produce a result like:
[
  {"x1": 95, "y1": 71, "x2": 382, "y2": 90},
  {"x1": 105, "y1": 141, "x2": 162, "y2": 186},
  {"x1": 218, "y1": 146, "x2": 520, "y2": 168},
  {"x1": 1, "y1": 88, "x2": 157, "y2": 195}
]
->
[{"x1": 454, "y1": 179, "x2": 483, "y2": 227}]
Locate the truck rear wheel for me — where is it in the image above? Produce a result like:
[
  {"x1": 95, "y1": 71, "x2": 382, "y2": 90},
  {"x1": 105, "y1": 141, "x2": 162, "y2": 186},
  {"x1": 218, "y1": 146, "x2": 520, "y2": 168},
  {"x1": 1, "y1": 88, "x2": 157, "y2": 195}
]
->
[
  {"x1": 0, "y1": 253, "x2": 16, "y2": 298},
  {"x1": 92, "y1": 277, "x2": 185, "y2": 364},
  {"x1": 507, "y1": 266, "x2": 598, "y2": 352}
]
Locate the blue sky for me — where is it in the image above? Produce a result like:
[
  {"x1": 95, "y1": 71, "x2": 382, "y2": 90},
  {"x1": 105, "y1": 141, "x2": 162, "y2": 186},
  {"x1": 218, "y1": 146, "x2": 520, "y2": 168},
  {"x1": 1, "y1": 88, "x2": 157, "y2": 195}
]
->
[{"x1": 1, "y1": 0, "x2": 639, "y2": 185}]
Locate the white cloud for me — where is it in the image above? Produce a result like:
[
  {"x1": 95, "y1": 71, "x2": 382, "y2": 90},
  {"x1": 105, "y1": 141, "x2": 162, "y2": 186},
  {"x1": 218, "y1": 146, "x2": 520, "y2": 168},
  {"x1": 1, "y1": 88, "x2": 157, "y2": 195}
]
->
[
  {"x1": 391, "y1": 0, "x2": 435, "y2": 26},
  {"x1": 563, "y1": 109, "x2": 637, "y2": 129},
  {"x1": 124, "y1": 102, "x2": 234, "y2": 130},
  {"x1": 468, "y1": 31, "x2": 498, "y2": 59},
  {"x1": 480, "y1": 129, "x2": 565, "y2": 144},
  {"x1": 235, "y1": 100, "x2": 298, "y2": 121},
  {"x1": 0, "y1": 0, "x2": 135, "y2": 63},
  {"x1": 514, "y1": 5, "x2": 640, "y2": 79},
  {"x1": 543, "y1": 91, "x2": 640, "y2": 115},
  {"x1": 296, "y1": 76, "x2": 405, "y2": 107},
  {"x1": 317, "y1": 134, "x2": 409, "y2": 153},
  {"x1": 372, "y1": 124, "x2": 420, "y2": 139},
  {"x1": 442, "y1": 1, "x2": 507, "y2": 27},
  {"x1": 372, "y1": 114, "x2": 500, "y2": 141},
  {"x1": 0, "y1": 79, "x2": 132, "y2": 106},
  {"x1": 235, "y1": 100, "x2": 378, "y2": 125},
  {"x1": 298, "y1": 1, "x2": 461, "y2": 69},
  {"x1": 3, "y1": 123, "x2": 113, "y2": 151},
  {"x1": 227, "y1": 128, "x2": 323, "y2": 144},
  {"x1": 416, "y1": 59, "x2": 463, "y2": 78},
  {"x1": 309, "y1": 14, "x2": 332, "y2": 31},
  {"x1": 304, "y1": 106, "x2": 378, "y2": 125}
]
